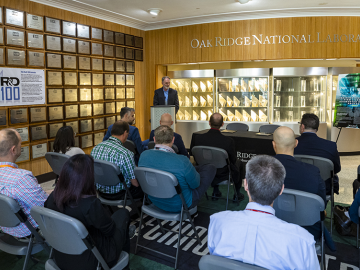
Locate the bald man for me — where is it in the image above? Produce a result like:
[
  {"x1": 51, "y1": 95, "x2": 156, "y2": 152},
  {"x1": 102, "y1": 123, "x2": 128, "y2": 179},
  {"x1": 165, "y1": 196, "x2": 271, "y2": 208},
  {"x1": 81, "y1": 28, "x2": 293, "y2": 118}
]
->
[{"x1": 149, "y1": 113, "x2": 189, "y2": 158}]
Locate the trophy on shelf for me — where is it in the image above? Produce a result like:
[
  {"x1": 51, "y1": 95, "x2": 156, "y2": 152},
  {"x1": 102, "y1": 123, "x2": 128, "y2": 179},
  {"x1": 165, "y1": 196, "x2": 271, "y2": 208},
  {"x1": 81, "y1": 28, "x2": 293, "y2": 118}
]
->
[
  {"x1": 259, "y1": 110, "x2": 267, "y2": 122},
  {"x1": 185, "y1": 81, "x2": 190, "y2": 92},
  {"x1": 310, "y1": 79, "x2": 319, "y2": 91},
  {"x1": 193, "y1": 111, "x2": 200, "y2": 120},
  {"x1": 192, "y1": 96, "x2": 199, "y2": 107},
  {"x1": 251, "y1": 110, "x2": 258, "y2": 122},
  {"x1": 259, "y1": 95, "x2": 267, "y2": 107},
  {"x1": 207, "y1": 81, "x2": 213, "y2": 92},
  {"x1": 275, "y1": 96, "x2": 281, "y2": 107},
  {"x1": 177, "y1": 81, "x2": 184, "y2": 92},
  {"x1": 244, "y1": 96, "x2": 251, "y2": 107},
  {"x1": 207, "y1": 95, "x2": 213, "y2": 106},
  {"x1": 228, "y1": 80, "x2": 233, "y2": 92},
  {"x1": 287, "y1": 111, "x2": 294, "y2": 122},
  {"x1": 235, "y1": 110, "x2": 243, "y2": 121},
  {"x1": 171, "y1": 81, "x2": 178, "y2": 91},
  {"x1": 185, "y1": 110, "x2": 191, "y2": 120},
  {"x1": 192, "y1": 81, "x2": 199, "y2": 92},
  {"x1": 179, "y1": 96, "x2": 183, "y2": 106},
  {"x1": 242, "y1": 110, "x2": 251, "y2": 121},
  {"x1": 301, "y1": 96, "x2": 306, "y2": 107},
  {"x1": 301, "y1": 80, "x2": 306, "y2": 92},
  {"x1": 227, "y1": 96, "x2": 233, "y2": 107},
  {"x1": 314, "y1": 95, "x2": 319, "y2": 107},
  {"x1": 227, "y1": 110, "x2": 235, "y2": 121},
  {"x1": 200, "y1": 110, "x2": 207, "y2": 121},
  {"x1": 241, "y1": 79, "x2": 247, "y2": 92},
  {"x1": 275, "y1": 111, "x2": 281, "y2": 122},
  {"x1": 233, "y1": 96, "x2": 240, "y2": 107},
  {"x1": 255, "y1": 80, "x2": 260, "y2": 92},
  {"x1": 200, "y1": 81, "x2": 207, "y2": 92},
  {"x1": 185, "y1": 96, "x2": 191, "y2": 107},
  {"x1": 219, "y1": 109, "x2": 228, "y2": 121},
  {"x1": 276, "y1": 80, "x2": 281, "y2": 92},
  {"x1": 219, "y1": 94, "x2": 226, "y2": 107},
  {"x1": 177, "y1": 110, "x2": 185, "y2": 120},
  {"x1": 251, "y1": 95, "x2": 259, "y2": 107},
  {"x1": 249, "y1": 79, "x2": 255, "y2": 92},
  {"x1": 235, "y1": 84, "x2": 240, "y2": 92},
  {"x1": 288, "y1": 96, "x2": 294, "y2": 107},
  {"x1": 200, "y1": 96, "x2": 206, "y2": 107}
]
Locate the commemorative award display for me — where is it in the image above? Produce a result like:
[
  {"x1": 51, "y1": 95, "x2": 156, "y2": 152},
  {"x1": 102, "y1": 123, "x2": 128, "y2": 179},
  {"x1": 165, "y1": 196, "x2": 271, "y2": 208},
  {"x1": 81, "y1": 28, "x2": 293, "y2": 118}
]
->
[
  {"x1": 134, "y1": 36, "x2": 143, "y2": 48},
  {"x1": 94, "y1": 132, "x2": 104, "y2": 145},
  {"x1": 63, "y1": 55, "x2": 77, "y2": 69},
  {"x1": 81, "y1": 134, "x2": 93, "y2": 148},
  {"x1": 115, "y1": 47, "x2": 124, "y2": 58},
  {"x1": 66, "y1": 121, "x2": 79, "y2": 134},
  {"x1": 92, "y1": 43, "x2": 103, "y2": 55},
  {"x1": 106, "y1": 116, "x2": 115, "y2": 128},
  {"x1": 92, "y1": 58, "x2": 103, "y2": 71},
  {"x1": 10, "y1": 108, "x2": 28, "y2": 124},
  {"x1": 105, "y1": 102, "x2": 115, "y2": 114},
  {"x1": 104, "y1": 59, "x2": 114, "y2": 71},
  {"x1": 126, "y1": 62, "x2": 135, "y2": 73},
  {"x1": 116, "y1": 101, "x2": 125, "y2": 113},
  {"x1": 46, "y1": 35, "x2": 61, "y2": 51},
  {"x1": 116, "y1": 61, "x2": 125, "y2": 72},
  {"x1": 92, "y1": 74, "x2": 103, "y2": 86},
  {"x1": 48, "y1": 106, "x2": 64, "y2": 121},
  {"x1": 94, "y1": 117, "x2": 104, "y2": 130},
  {"x1": 0, "y1": 48, "x2": 3, "y2": 65},
  {"x1": 135, "y1": 50, "x2": 143, "y2": 61},
  {"x1": 115, "y1": 32, "x2": 125, "y2": 45},
  {"x1": 5, "y1": 8, "x2": 24, "y2": 28},
  {"x1": 16, "y1": 127, "x2": 29, "y2": 142},
  {"x1": 31, "y1": 125, "x2": 47, "y2": 140},
  {"x1": 125, "y1": 35, "x2": 134, "y2": 47},
  {"x1": 79, "y1": 73, "x2": 91, "y2": 85},
  {"x1": 63, "y1": 38, "x2": 77, "y2": 53},
  {"x1": 80, "y1": 119, "x2": 92, "y2": 133},
  {"x1": 92, "y1": 88, "x2": 104, "y2": 100},
  {"x1": 78, "y1": 57, "x2": 91, "y2": 70},
  {"x1": 93, "y1": 103, "x2": 104, "y2": 115},
  {"x1": 104, "y1": 74, "x2": 115, "y2": 85},
  {"x1": 126, "y1": 88, "x2": 135, "y2": 99},
  {"x1": 64, "y1": 72, "x2": 77, "y2": 85},
  {"x1": 27, "y1": 32, "x2": 44, "y2": 49},
  {"x1": 7, "y1": 48, "x2": 26, "y2": 66},
  {"x1": 0, "y1": 28, "x2": 3, "y2": 45},
  {"x1": 77, "y1": 24, "x2": 90, "y2": 39},
  {"x1": 103, "y1": 30, "x2": 114, "y2": 43},
  {"x1": 65, "y1": 104, "x2": 78, "y2": 118},
  {"x1": 64, "y1": 89, "x2": 78, "y2": 102},
  {"x1": 92, "y1": 27, "x2": 102, "y2": 40},
  {"x1": 116, "y1": 88, "x2": 125, "y2": 99},
  {"x1": 6, "y1": 29, "x2": 25, "y2": 47},
  {"x1": 16, "y1": 146, "x2": 30, "y2": 162},
  {"x1": 49, "y1": 122, "x2": 64, "y2": 138},
  {"x1": 46, "y1": 53, "x2": 62, "y2": 69},
  {"x1": 28, "y1": 51, "x2": 45, "y2": 67},
  {"x1": 62, "y1": 21, "x2": 76, "y2": 36},
  {"x1": 47, "y1": 89, "x2": 63, "y2": 103},
  {"x1": 125, "y1": 48, "x2": 134, "y2": 59},
  {"x1": 80, "y1": 88, "x2": 92, "y2": 101},
  {"x1": 105, "y1": 88, "x2": 115, "y2": 100},
  {"x1": 104, "y1": 45, "x2": 114, "y2": 57},
  {"x1": 45, "y1": 17, "x2": 61, "y2": 34},
  {"x1": 47, "y1": 71, "x2": 62, "y2": 85},
  {"x1": 26, "y1": 14, "x2": 43, "y2": 31},
  {"x1": 80, "y1": 104, "x2": 92, "y2": 117},
  {"x1": 0, "y1": 110, "x2": 7, "y2": 125},
  {"x1": 126, "y1": 74, "x2": 135, "y2": 86},
  {"x1": 30, "y1": 107, "x2": 46, "y2": 122},
  {"x1": 116, "y1": 74, "x2": 125, "y2": 86},
  {"x1": 78, "y1": 41, "x2": 90, "y2": 54},
  {"x1": 32, "y1": 143, "x2": 47, "y2": 159}
]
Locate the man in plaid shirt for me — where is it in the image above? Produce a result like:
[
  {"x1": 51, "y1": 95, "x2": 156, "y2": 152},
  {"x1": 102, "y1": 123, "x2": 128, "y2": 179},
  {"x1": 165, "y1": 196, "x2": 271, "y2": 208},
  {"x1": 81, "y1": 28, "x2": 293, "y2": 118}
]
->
[
  {"x1": 91, "y1": 120, "x2": 142, "y2": 200},
  {"x1": 0, "y1": 129, "x2": 48, "y2": 238}
]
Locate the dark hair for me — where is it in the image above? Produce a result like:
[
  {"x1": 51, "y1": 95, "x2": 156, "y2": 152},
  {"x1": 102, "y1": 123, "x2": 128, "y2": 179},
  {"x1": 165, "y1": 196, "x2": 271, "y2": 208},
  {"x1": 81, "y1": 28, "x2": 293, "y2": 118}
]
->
[
  {"x1": 120, "y1": 107, "x2": 135, "y2": 119},
  {"x1": 209, "y1": 113, "x2": 223, "y2": 129},
  {"x1": 301, "y1": 113, "x2": 319, "y2": 131},
  {"x1": 53, "y1": 154, "x2": 96, "y2": 212},
  {"x1": 53, "y1": 126, "x2": 75, "y2": 154},
  {"x1": 111, "y1": 120, "x2": 129, "y2": 136},
  {"x1": 154, "y1": 125, "x2": 174, "y2": 144},
  {"x1": 0, "y1": 129, "x2": 20, "y2": 157}
]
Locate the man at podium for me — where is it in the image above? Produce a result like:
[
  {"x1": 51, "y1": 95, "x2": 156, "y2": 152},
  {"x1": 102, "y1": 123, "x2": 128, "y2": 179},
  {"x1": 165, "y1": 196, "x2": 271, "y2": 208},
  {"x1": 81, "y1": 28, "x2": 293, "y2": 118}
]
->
[{"x1": 153, "y1": 76, "x2": 179, "y2": 114}]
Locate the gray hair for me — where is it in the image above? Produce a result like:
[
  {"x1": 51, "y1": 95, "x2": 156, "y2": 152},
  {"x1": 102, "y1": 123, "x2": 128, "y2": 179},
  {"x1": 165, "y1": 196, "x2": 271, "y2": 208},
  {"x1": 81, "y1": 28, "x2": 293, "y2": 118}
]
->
[
  {"x1": 0, "y1": 129, "x2": 20, "y2": 157},
  {"x1": 245, "y1": 155, "x2": 286, "y2": 205},
  {"x1": 154, "y1": 125, "x2": 174, "y2": 144},
  {"x1": 120, "y1": 107, "x2": 135, "y2": 118},
  {"x1": 162, "y1": 76, "x2": 171, "y2": 83}
]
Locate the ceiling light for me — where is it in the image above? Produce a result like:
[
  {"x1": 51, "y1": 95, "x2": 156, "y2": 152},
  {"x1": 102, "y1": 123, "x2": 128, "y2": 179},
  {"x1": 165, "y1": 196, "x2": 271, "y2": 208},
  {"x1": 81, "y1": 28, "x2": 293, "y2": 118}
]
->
[
  {"x1": 148, "y1": 8, "x2": 162, "y2": 16},
  {"x1": 238, "y1": 0, "x2": 251, "y2": 4}
]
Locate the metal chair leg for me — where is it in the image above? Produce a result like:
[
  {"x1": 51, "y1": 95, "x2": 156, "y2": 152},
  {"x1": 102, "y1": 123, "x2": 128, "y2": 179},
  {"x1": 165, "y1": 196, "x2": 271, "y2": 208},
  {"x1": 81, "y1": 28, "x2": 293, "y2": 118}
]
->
[
  {"x1": 22, "y1": 234, "x2": 34, "y2": 270},
  {"x1": 321, "y1": 221, "x2": 325, "y2": 270},
  {"x1": 175, "y1": 211, "x2": 184, "y2": 270},
  {"x1": 134, "y1": 210, "x2": 144, "y2": 254}
]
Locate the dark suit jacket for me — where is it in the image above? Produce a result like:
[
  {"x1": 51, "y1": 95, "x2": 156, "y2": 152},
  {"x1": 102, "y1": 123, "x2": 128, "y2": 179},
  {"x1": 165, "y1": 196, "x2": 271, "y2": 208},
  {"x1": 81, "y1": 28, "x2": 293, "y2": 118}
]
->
[
  {"x1": 153, "y1": 88, "x2": 179, "y2": 113},
  {"x1": 149, "y1": 130, "x2": 189, "y2": 158}
]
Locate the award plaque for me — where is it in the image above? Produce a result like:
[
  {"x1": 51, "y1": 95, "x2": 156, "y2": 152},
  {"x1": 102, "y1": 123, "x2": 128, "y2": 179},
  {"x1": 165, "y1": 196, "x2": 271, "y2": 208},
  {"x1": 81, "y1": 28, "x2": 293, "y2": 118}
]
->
[
  {"x1": 10, "y1": 108, "x2": 28, "y2": 124},
  {"x1": 48, "y1": 106, "x2": 64, "y2": 121},
  {"x1": 28, "y1": 51, "x2": 44, "y2": 67},
  {"x1": 79, "y1": 73, "x2": 91, "y2": 85},
  {"x1": 115, "y1": 32, "x2": 125, "y2": 45},
  {"x1": 126, "y1": 61, "x2": 135, "y2": 73},
  {"x1": 0, "y1": 48, "x2": 4, "y2": 66},
  {"x1": 31, "y1": 125, "x2": 47, "y2": 141},
  {"x1": 79, "y1": 104, "x2": 92, "y2": 117},
  {"x1": 104, "y1": 59, "x2": 114, "y2": 71},
  {"x1": 64, "y1": 72, "x2": 77, "y2": 85},
  {"x1": 77, "y1": 24, "x2": 90, "y2": 39},
  {"x1": 16, "y1": 127, "x2": 29, "y2": 142},
  {"x1": 75, "y1": 136, "x2": 79, "y2": 147},
  {"x1": 46, "y1": 35, "x2": 61, "y2": 51},
  {"x1": 116, "y1": 88, "x2": 125, "y2": 99},
  {"x1": 116, "y1": 74, "x2": 126, "y2": 86},
  {"x1": 94, "y1": 118, "x2": 104, "y2": 131},
  {"x1": 135, "y1": 50, "x2": 143, "y2": 61},
  {"x1": 16, "y1": 146, "x2": 30, "y2": 163},
  {"x1": 7, "y1": 48, "x2": 26, "y2": 66},
  {"x1": 5, "y1": 8, "x2": 24, "y2": 28},
  {"x1": 78, "y1": 41, "x2": 90, "y2": 54},
  {"x1": 62, "y1": 21, "x2": 76, "y2": 36},
  {"x1": 78, "y1": 57, "x2": 91, "y2": 70},
  {"x1": 127, "y1": 101, "x2": 135, "y2": 109},
  {"x1": 81, "y1": 134, "x2": 93, "y2": 148},
  {"x1": 49, "y1": 122, "x2": 64, "y2": 138},
  {"x1": 116, "y1": 101, "x2": 126, "y2": 113},
  {"x1": 105, "y1": 102, "x2": 115, "y2": 114},
  {"x1": 93, "y1": 103, "x2": 104, "y2": 116},
  {"x1": 125, "y1": 34, "x2": 134, "y2": 47},
  {"x1": 104, "y1": 88, "x2": 115, "y2": 100},
  {"x1": 80, "y1": 88, "x2": 92, "y2": 101},
  {"x1": 92, "y1": 58, "x2": 103, "y2": 71},
  {"x1": 94, "y1": 132, "x2": 104, "y2": 145},
  {"x1": 64, "y1": 89, "x2": 78, "y2": 102},
  {"x1": 30, "y1": 107, "x2": 47, "y2": 122},
  {"x1": 6, "y1": 29, "x2": 25, "y2": 47},
  {"x1": 126, "y1": 74, "x2": 135, "y2": 86},
  {"x1": 46, "y1": 53, "x2": 62, "y2": 69},
  {"x1": 115, "y1": 46, "x2": 124, "y2": 58},
  {"x1": 65, "y1": 121, "x2": 79, "y2": 134},
  {"x1": 0, "y1": 28, "x2": 4, "y2": 45},
  {"x1": 134, "y1": 36, "x2": 143, "y2": 48},
  {"x1": 45, "y1": 17, "x2": 61, "y2": 34},
  {"x1": 65, "y1": 104, "x2": 78, "y2": 118},
  {"x1": 92, "y1": 74, "x2": 103, "y2": 86},
  {"x1": 125, "y1": 48, "x2": 134, "y2": 59},
  {"x1": 104, "y1": 45, "x2": 114, "y2": 57},
  {"x1": 92, "y1": 88, "x2": 104, "y2": 100},
  {"x1": 47, "y1": 88, "x2": 63, "y2": 103},
  {"x1": 0, "y1": 110, "x2": 7, "y2": 125},
  {"x1": 32, "y1": 143, "x2": 47, "y2": 159},
  {"x1": 106, "y1": 116, "x2": 115, "y2": 128},
  {"x1": 92, "y1": 27, "x2": 102, "y2": 40},
  {"x1": 63, "y1": 38, "x2": 77, "y2": 53},
  {"x1": 27, "y1": 32, "x2": 44, "y2": 49},
  {"x1": 63, "y1": 55, "x2": 77, "y2": 69},
  {"x1": 26, "y1": 14, "x2": 43, "y2": 31},
  {"x1": 116, "y1": 60, "x2": 125, "y2": 72},
  {"x1": 103, "y1": 30, "x2": 114, "y2": 43},
  {"x1": 47, "y1": 71, "x2": 62, "y2": 86},
  {"x1": 126, "y1": 88, "x2": 135, "y2": 99},
  {"x1": 80, "y1": 119, "x2": 92, "y2": 133},
  {"x1": 92, "y1": 43, "x2": 103, "y2": 55},
  {"x1": 104, "y1": 74, "x2": 115, "y2": 86}
]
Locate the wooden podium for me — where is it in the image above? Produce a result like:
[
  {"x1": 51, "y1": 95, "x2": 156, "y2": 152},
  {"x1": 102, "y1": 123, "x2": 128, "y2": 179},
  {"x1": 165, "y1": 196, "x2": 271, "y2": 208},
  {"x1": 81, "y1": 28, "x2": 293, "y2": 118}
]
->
[{"x1": 150, "y1": 105, "x2": 176, "y2": 131}]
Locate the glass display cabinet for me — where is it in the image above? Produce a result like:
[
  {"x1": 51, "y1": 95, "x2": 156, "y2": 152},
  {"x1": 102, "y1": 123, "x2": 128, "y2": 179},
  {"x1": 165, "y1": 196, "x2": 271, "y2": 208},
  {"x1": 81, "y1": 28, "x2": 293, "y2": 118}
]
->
[{"x1": 272, "y1": 67, "x2": 327, "y2": 123}]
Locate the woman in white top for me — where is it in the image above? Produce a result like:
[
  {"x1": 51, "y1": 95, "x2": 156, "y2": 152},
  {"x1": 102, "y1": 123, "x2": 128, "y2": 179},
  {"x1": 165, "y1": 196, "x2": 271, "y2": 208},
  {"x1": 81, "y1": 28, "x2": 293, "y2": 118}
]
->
[{"x1": 53, "y1": 126, "x2": 85, "y2": 156}]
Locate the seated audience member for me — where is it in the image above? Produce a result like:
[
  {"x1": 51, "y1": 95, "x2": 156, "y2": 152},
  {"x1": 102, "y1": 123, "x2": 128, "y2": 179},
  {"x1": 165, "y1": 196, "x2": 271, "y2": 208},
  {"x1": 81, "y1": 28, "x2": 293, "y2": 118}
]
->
[
  {"x1": 45, "y1": 154, "x2": 131, "y2": 270},
  {"x1": 208, "y1": 155, "x2": 320, "y2": 270},
  {"x1": 149, "y1": 113, "x2": 189, "y2": 158},
  {"x1": 53, "y1": 126, "x2": 85, "y2": 156},
  {"x1": 190, "y1": 113, "x2": 243, "y2": 201},
  {"x1": 0, "y1": 129, "x2": 48, "y2": 238},
  {"x1": 349, "y1": 189, "x2": 360, "y2": 224},
  {"x1": 295, "y1": 113, "x2": 341, "y2": 195},
  {"x1": 139, "y1": 125, "x2": 216, "y2": 213},
  {"x1": 92, "y1": 121, "x2": 142, "y2": 200}
]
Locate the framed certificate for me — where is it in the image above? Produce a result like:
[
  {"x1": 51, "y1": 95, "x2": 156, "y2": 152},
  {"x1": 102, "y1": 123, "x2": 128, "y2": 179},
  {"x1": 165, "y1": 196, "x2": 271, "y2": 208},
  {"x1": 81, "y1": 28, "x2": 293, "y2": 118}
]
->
[
  {"x1": 125, "y1": 34, "x2": 134, "y2": 47},
  {"x1": 104, "y1": 59, "x2": 114, "y2": 71},
  {"x1": 75, "y1": 136, "x2": 79, "y2": 147},
  {"x1": 65, "y1": 104, "x2": 78, "y2": 119},
  {"x1": 0, "y1": 48, "x2": 4, "y2": 66},
  {"x1": 46, "y1": 53, "x2": 62, "y2": 69},
  {"x1": 79, "y1": 104, "x2": 92, "y2": 117},
  {"x1": 135, "y1": 50, "x2": 143, "y2": 61},
  {"x1": 92, "y1": 74, "x2": 103, "y2": 86},
  {"x1": 127, "y1": 101, "x2": 135, "y2": 109},
  {"x1": 78, "y1": 40, "x2": 90, "y2": 54},
  {"x1": 115, "y1": 32, "x2": 125, "y2": 45},
  {"x1": 104, "y1": 45, "x2": 114, "y2": 57},
  {"x1": 116, "y1": 101, "x2": 126, "y2": 113},
  {"x1": 64, "y1": 89, "x2": 78, "y2": 102},
  {"x1": 0, "y1": 109, "x2": 7, "y2": 126},
  {"x1": 80, "y1": 119, "x2": 92, "y2": 133},
  {"x1": 92, "y1": 27, "x2": 102, "y2": 40},
  {"x1": 126, "y1": 61, "x2": 135, "y2": 73},
  {"x1": 103, "y1": 30, "x2": 114, "y2": 43},
  {"x1": 116, "y1": 88, "x2": 125, "y2": 99},
  {"x1": 116, "y1": 74, "x2": 125, "y2": 86},
  {"x1": 94, "y1": 132, "x2": 104, "y2": 145},
  {"x1": 30, "y1": 107, "x2": 47, "y2": 122},
  {"x1": 27, "y1": 32, "x2": 44, "y2": 49},
  {"x1": 46, "y1": 35, "x2": 61, "y2": 51},
  {"x1": 77, "y1": 24, "x2": 90, "y2": 39},
  {"x1": 125, "y1": 48, "x2": 134, "y2": 59},
  {"x1": 26, "y1": 14, "x2": 43, "y2": 31},
  {"x1": 78, "y1": 57, "x2": 91, "y2": 70},
  {"x1": 106, "y1": 116, "x2": 115, "y2": 128},
  {"x1": 92, "y1": 58, "x2": 103, "y2": 71},
  {"x1": 63, "y1": 55, "x2": 77, "y2": 69},
  {"x1": 7, "y1": 48, "x2": 26, "y2": 66},
  {"x1": 5, "y1": 8, "x2": 24, "y2": 28},
  {"x1": 10, "y1": 108, "x2": 28, "y2": 124},
  {"x1": 0, "y1": 28, "x2": 4, "y2": 45},
  {"x1": 16, "y1": 127, "x2": 29, "y2": 143},
  {"x1": 104, "y1": 74, "x2": 115, "y2": 86},
  {"x1": 65, "y1": 121, "x2": 79, "y2": 134},
  {"x1": 16, "y1": 145, "x2": 30, "y2": 163},
  {"x1": 134, "y1": 36, "x2": 143, "y2": 49},
  {"x1": 64, "y1": 72, "x2": 77, "y2": 85},
  {"x1": 48, "y1": 106, "x2": 64, "y2": 121},
  {"x1": 92, "y1": 43, "x2": 103, "y2": 55},
  {"x1": 6, "y1": 28, "x2": 25, "y2": 47},
  {"x1": 105, "y1": 102, "x2": 115, "y2": 114},
  {"x1": 31, "y1": 143, "x2": 47, "y2": 159},
  {"x1": 126, "y1": 74, "x2": 135, "y2": 86},
  {"x1": 49, "y1": 122, "x2": 64, "y2": 138},
  {"x1": 63, "y1": 38, "x2": 77, "y2": 53},
  {"x1": 62, "y1": 21, "x2": 76, "y2": 37},
  {"x1": 103, "y1": 88, "x2": 114, "y2": 100},
  {"x1": 27, "y1": 51, "x2": 45, "y2": 67},
  {"x1": 115, "y1": 46, "x2": 124, "y2": 59},
  {"x1": 93, "y1": 103, "x2": 104, "y2": 116},
  {"x1": 45, "y1": 17, "x2": 61, "y2": 34},
  {"x1": 47, "y1": 88, "x2": 63, "y2": 103},
  {"x1": 47, "y1": 71, "x2": 62, "y2": 86},
  {"x1": 31, "y1": 125, "x2": 47, "y2": 141},
  {"x1": 79, "y1": 73, "x2": 91, "y2": 85},
  {"x1": 94, "y1": 117, "x2": 105, "y2": 131},
  {"x1": 92, "y1": 88, "x2": 104, "y2": 101},
  {"x1": 126, "y1": 87, "x2": 135, "y2": 99},
  {"x1": 116, "y1": 60, "x2": 125, "y2": 72},
  {"x1": 80, "y1": 88, "x2": 92, "y2": 101},
  {"x1": 81, "y1": 134, "x2": 93, "y2": 148}
]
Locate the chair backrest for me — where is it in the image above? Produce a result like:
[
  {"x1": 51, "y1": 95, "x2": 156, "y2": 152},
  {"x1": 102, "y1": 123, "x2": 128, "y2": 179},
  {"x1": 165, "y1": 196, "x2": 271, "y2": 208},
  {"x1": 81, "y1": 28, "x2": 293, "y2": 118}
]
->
[
  {"x1": 93, "y1": 159, "x2": 124, "y2": 186},
  {"x1": 273, "y1": 188, "x2": 325, "y2": 226},
  {"x1": 199, "y1": 255, "x2": 267, "y2": 270},
  {"x1": 0, "y1": 194, "x2": 22, "y2": 228},
  {"x1": 259, "y1": 124, "x2": 280, "y2": 133},
  {"x1": 148, "y1": 141, "x2": 179, "y2": 154},
  {"x1": 123, "y1": 140, "x2": 137, "y2": 155},
  {"x1": 191, "y1": 146, "x2": 228, "y2": 169},
  {"x1": 293, "y1": 155, "x2": 334, "y2": 181},
  {"x1": 226, "y1": 123, "x2": 249, "y2": 131},
  {"x1": 45, "y1": 152, "x2": 71, "y2": 176},
  {"x1": 134, "y1": 167, "x2": 178, "y2": 199}
]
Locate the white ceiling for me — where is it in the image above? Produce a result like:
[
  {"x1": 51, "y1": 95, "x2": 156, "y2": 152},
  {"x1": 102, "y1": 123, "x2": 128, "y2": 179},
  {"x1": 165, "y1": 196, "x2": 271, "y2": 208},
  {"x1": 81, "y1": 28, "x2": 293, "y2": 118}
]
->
[{"x1": 32, "y1": 0, "x2": 360, "y2": 30}]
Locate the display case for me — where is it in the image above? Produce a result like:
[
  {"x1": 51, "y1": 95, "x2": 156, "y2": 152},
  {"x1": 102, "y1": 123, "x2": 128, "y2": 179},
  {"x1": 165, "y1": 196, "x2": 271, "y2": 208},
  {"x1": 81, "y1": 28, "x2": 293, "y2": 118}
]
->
[{"x1": 273, "y1": 67, "x2": 327, "y2": 123}]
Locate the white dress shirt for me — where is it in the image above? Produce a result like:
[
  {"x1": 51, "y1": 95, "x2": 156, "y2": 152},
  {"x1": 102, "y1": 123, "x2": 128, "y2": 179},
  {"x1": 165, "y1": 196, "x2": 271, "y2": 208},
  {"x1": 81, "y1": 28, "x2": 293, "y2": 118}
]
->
[{"x1": 208, "y1": 202, "x2": 320, "y2": 270}]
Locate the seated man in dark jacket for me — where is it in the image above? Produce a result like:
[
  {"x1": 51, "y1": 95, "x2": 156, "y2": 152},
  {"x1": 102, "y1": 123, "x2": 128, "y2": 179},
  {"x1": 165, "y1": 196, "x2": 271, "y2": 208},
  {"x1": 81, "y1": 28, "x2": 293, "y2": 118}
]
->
[{"x1": 190, "y1": 113, "x2": 243, "y2": 202}]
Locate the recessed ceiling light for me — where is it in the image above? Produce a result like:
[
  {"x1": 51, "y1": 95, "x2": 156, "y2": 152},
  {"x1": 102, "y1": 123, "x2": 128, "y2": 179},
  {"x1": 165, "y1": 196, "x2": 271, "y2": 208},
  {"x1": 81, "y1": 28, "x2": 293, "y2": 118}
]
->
[
  {"x1": 238, "y1": 0, "x2": 251, "y2": 4},
  {"x1": 148, "y1": 8, "x2": 162, "y2": 16}
]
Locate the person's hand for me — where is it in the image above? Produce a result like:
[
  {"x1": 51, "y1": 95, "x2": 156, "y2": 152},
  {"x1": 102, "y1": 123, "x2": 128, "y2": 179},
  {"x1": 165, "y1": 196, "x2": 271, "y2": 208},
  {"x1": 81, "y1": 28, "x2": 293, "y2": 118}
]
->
[{"x1": 131, "y1": 178, "x2": 139, "y2": 187}]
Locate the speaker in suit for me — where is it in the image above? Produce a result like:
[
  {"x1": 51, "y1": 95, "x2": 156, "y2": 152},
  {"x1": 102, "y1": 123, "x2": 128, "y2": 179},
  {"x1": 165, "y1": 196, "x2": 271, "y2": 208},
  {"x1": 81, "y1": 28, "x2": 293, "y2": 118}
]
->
[{"x1": 153, "y1": 87, "x2": 179, "y2": 113}]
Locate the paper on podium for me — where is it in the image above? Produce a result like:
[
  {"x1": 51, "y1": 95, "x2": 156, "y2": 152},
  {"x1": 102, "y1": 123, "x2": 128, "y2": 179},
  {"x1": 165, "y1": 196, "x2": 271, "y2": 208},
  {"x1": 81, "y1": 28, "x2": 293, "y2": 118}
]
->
[
  {"x1": 200, "y1": 81, "x2": 207, "y2": 92},
  {"x1": 177, "y1": 110, "x2": 185, "y2": 120},
  {"x1": 243, "y1": 110, "x2": 251, "y2": 121},
  {"x1": 259, "y1": 95, "x2": 267, "y2": 107},
  {"x1": 185, "y1": 81, "x2": 190, "y2": 92},
  {"x1": 193, "y1": 111, "x2": 200, "y2": 121},
  {"x1": 219, "y1": 109, "x2": 228, "y2": 121},
  {"x1": 193, "y1": 96, "x2": 199, "y2": 107},
  {"x1": 241, "y1": 79, "x2": 247, "y2": 92},
  {"x1": 219, "y1": 94, "x2": 226, "y2": 107},
  {"x1": 192, "y1": 81, "x2": 199, "y2": 92},
  {"x1": 207, "y1": 81, "x2": 213, "y2": 92},
  {"x1": 185, "y1": 96, "x2": 191, "y2": 107},
  {"x1": 227, "y1": 110, "x2": 235, "y2": 121},
  {"x1": 233, "y1": 96, "x2": 240, "y2": 107},
  {"x1": 207, "y1": 95, "x2": 213, "y2": 106},
  {"x1": 259, "y1": 110, "x2": 267, "y2": 122},
  {"x1": 251, "y1": 110, "x2": 258, "y2": 122},
  {"x1": 200, "y1": 96, "x2": 206, "y2": 107},
  {"x1": 235, "y1": 110, "x2": 243, "y2": 121},
  {"x1": 227, "y1": 96, "x2": 233, "y2": 107},
  {"x1": 200, "y1": 110, "x2": 207, "y2": 121},
  {"x1": 251, "y1": 95, "x2": 259, "y2": 107},
  {"x1": 185, "y1": 110, "x2": 191, "y2": 120},
  {"x1": 244, "y1": 96, "x2": 251, "y2": 107}
]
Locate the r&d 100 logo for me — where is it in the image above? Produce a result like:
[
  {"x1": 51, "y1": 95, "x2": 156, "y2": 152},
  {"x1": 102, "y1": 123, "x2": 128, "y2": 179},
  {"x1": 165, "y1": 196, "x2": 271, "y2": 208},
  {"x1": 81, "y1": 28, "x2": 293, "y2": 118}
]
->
[{"x1": 0, "y1": 71, "x2": 20, "y2": 101}]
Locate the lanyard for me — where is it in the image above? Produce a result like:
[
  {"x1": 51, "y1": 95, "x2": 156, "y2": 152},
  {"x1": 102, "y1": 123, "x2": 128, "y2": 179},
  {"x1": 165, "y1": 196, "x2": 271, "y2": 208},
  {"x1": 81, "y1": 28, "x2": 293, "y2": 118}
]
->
[
  {"x1": 246, "y1": 209, "x2": 273, "y2": 215},
  {"x1": 0, "y1": 164, "x2": 17, "y2": 169}
]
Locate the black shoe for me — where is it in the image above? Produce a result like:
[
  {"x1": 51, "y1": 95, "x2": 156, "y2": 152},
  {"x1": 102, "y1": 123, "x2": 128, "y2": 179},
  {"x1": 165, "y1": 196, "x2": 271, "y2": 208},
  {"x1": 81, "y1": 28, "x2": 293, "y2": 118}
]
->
[
  {"x1": 233, "y1": 193, "x2": 245, "y2": 203},
  {"x1": 212, "y1": 191, "x2": 222, "y2": 201}
]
